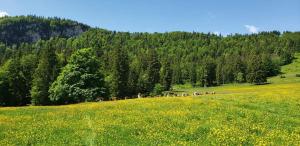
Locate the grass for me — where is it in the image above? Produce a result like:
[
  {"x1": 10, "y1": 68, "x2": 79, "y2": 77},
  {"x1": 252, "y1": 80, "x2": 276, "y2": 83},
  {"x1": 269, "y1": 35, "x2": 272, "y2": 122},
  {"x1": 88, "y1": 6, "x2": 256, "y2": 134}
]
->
[
  {"x1": 268, "y1": 53, "x2": 300, "y2": 84},
  {"x1": 0, "y1": 53, "x2": 300, "y2": 145}
]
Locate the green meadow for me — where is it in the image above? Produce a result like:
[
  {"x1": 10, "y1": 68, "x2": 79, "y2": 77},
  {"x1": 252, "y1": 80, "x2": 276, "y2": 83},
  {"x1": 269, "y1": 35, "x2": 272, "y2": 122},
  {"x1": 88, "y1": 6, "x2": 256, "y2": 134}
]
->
[{"x1": 0, "y1": 53, "x2": 300, "y2": 145}]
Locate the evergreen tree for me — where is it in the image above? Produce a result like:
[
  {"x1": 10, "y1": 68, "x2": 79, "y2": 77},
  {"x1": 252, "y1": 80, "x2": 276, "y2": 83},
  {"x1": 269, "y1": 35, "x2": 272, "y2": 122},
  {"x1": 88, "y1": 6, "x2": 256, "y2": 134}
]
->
[
  {"x1": 20, "y1": 54, "x2": 38, "y2": 104},
  {"x1": 31, "y1": 44, "x2": 58, "y2": 105},
  {"x1": 0, "y1": 60, "x2": 13, "y2": 106},
  {"x1": 261, "y1": 53, "x2": 280, "y2": 76},
  {"x1": 246, "y1": 54, "x2": 267, "y2": 84},
  {"x1": 189, "y1": 64, "x2": 197, "y2": 87},
  {"x1": 146, "y1": 49, "x2": 161, "y2": 92},
  {"x1": 0, "y1": 58, "x2": 26, "y2": 106},
  {"x1": 127, "y1": 58, "x2": 140, "y2": 96},
  {"x1": 216, "y1": 57, "x2": 225, "y2": 85},
  {"x1": 161, "y1": 60, "x2": 173, "y2": 91},
  {"x1": 172, "y1": 63, "x2": 183, "y2": 85},
  {"x1": 110, "y1": 47, "x2": 129, "y2": 98}
]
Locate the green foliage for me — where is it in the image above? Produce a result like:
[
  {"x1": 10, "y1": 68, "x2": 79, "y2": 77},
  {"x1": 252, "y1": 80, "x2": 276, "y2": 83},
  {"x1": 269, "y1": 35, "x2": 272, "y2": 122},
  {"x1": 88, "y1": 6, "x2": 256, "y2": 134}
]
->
[
  {"x1": 31, "y1": 44, "x2": 58, "y2": 105},
  {"x1": 110, "y1": 47, "x2": 129, "y2": 98},
  {"x1": 0, "y1": 59, "x2": 27, "y2": 106},
  {"x1": 49, "y1": 48, "x2": 108, "y2": 104},
  {"x1": 150, "y1": 84, "x2": 164, "y2": 96},
  {"x1": 0, "y1": 61, "x2": 11, "y2": 105},
  {"x1": 236, "y1": 72, "x2": 244, "y2": 83},
  {"x1": 160, "y1": 60, "x2": 173, "y2": 90},
  {"x1": 246, "y1": 54, "x2": 267, "y2": 84},
  {"x1": 146, "y1": 49, "x2": 161, "y2": 92},
  {"x1": 20, "y1": 54, "x2": 38, "y2": 103}
]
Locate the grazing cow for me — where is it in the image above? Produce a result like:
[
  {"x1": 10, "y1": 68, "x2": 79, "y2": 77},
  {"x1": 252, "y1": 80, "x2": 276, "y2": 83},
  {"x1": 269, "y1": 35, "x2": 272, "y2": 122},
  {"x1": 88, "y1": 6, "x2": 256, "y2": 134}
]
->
[
  {"x1": 182, "y1": 93, "x2": 189, "y2": 97},
  {"x1": 193, "y1": 92, "x2": 200, "y2": 96},
  {"x1": 138, "y1": 93, "x2": 142, "y2": 98},
  {"x1": 95, "y1": 97, "x2": 104, "y2": 102},
  {"x1": 111, "y1": 97, "x2": 117, "y2": 101},
  {"x1": 166, "y1": 92, "x2": 173, "y2": 97},
  {"x1": 166, "y1": 92, "x2": 180, "y2": 97}
]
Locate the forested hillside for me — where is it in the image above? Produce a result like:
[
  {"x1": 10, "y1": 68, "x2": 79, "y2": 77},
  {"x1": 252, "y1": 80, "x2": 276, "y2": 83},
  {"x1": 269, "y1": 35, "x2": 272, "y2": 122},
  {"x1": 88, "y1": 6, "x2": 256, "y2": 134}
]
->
[{"x1": 0, "y1": 16, "x2": 299, "y2": 106}]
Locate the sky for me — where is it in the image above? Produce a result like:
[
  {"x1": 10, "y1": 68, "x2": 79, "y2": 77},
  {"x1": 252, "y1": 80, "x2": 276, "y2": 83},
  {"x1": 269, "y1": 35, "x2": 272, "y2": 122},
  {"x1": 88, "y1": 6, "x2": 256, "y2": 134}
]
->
[{"x1": 0, "y1": 0, "x2": 300, "y2": 35}]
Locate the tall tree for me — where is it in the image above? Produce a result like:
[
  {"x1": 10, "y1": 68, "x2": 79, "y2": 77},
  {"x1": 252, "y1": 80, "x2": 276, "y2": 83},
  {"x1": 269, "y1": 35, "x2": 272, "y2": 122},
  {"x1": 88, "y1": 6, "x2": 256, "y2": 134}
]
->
[
  {"x1": 161, "y1": 60, "x2": 173, "y2": 91},
  {"x1": 0, "y1": 58, "x2": 26, "y2": 106},
  {"x1": 127, "y1": 58, "x2": 140, "y2": 96},
  {"x1": 20, "y1": 54, "x2": 38, "y2": 104},
  {"x1": 31, "y1": 43, "x2": 58, "y2": 105},
  {"x1": 146, "y1": 49, "x2": 161, "y2": 92},
  {"x1": 110, "y1": 47, "x2": 129, "y2": 98},
  {"x1": 246, "y1": 54, "x2": 267, "y2": 84},
  {"x1": 49, "y1": 48, "x2": 108, "y2": 104}
]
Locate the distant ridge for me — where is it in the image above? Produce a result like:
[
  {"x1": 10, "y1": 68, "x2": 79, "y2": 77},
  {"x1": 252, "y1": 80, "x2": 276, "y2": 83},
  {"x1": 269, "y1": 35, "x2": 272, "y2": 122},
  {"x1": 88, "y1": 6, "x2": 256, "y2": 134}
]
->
[{"x1": 0, "y1": 15, "x2": 90, "y2": 45}]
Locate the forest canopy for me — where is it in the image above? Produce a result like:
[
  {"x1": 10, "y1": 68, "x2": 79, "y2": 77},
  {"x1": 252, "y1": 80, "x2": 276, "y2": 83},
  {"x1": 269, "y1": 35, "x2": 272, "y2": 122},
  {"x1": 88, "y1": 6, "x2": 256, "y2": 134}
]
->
[{"x1": 0, "y1": 16, "x2": 299, "y2": 106}]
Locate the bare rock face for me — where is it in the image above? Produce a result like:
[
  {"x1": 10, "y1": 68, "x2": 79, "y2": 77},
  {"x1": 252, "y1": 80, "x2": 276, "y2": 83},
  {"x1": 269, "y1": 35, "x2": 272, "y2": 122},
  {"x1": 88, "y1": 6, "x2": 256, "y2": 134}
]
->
[
  {"x1": 27, "y1": 31, "x2": 41, "y2": 42},
  {"x1": 0, "y1": 16, "x2": 90, "y2": 45},
  {"x1": 65, "y1": 25, "x2": 84, "y2": 37}
]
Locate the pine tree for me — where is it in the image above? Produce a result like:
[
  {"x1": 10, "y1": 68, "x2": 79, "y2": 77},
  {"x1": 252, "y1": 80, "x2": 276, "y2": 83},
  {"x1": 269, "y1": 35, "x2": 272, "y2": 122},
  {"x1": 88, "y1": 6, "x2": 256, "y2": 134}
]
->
[
  {"x1": 189, "y1": 64, "x2": 197, "y2": 87},
  {"x1": 20, "y1": 54, "x2": 38, "y2": 104},
  {"x1": 246, "y1": 54, "x2": 267, "y2": 84},
  {"x1": 146, "y1": 49, "x2": 161, "y2": 92},
  {"x1": 0, "y1": 58, "x2": 26, "y2": 106},
  {"x1": 31, "y1": 44, "x2": 58, "y2": 105},
  {"x1": 111, "y1": 47, "x2": 129, "y2": 98},
  {"x1": 127, "y1": 58, "x2": 140, "y2": 96},
  {"x1": 161, "y1": 60, "x2": 172, "y2": 91}
]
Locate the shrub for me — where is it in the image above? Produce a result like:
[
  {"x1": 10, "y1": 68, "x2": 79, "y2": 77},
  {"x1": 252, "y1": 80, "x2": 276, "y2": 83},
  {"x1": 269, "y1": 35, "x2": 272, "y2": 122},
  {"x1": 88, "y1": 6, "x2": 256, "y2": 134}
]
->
[
  {"x1": 296, "y1": 74, "x2": 300, "y2": 77},
  {"x1": 150, "y1": 84, "x2": 164, "y2": 96}
]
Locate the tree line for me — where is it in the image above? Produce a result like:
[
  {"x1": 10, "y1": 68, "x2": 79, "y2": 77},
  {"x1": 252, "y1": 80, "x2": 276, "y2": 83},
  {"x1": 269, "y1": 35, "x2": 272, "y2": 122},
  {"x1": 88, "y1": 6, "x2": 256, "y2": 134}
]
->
[{"x1": 0, "y1": 16, "x2": 299, "y2": 106}]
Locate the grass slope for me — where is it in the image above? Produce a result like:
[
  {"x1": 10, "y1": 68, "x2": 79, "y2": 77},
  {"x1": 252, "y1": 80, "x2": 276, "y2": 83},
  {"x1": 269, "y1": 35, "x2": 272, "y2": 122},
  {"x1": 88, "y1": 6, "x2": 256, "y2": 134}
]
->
[{"x1": 0, "y1": 54, "x2": 300, "y2": 145}]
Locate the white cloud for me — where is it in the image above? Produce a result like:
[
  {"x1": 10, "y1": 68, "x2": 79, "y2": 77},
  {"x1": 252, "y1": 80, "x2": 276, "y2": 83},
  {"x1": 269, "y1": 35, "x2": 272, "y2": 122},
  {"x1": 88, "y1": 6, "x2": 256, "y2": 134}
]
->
[
  {"x1": 0, "y1": 11, "x2": 9, "y2": 17},
  {"x1": 244, "y1": 25, "x2": 259, "y2": 33}
]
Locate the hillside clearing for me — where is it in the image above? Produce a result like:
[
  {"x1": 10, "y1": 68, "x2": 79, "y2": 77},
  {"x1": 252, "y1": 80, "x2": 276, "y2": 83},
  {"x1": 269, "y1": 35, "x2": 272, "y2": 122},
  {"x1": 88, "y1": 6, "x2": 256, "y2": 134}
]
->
[{"x1": 0, "y1": 82, "x2": 300, "y2": 145}]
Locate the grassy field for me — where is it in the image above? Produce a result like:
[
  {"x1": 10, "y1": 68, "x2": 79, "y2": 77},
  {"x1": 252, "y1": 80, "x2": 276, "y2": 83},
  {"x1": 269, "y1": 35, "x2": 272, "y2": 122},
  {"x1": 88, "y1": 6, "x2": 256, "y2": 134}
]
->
[{"x1": 0, "y1": 54, "x2": 300, "y2": 145}]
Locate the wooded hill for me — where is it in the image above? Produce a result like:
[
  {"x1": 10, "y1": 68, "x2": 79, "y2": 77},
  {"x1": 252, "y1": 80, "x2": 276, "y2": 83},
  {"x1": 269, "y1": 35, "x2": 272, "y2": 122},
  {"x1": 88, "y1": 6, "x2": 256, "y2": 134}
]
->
[{"x1": 0, "y1": 16, "x2": 299, "y2": 106}]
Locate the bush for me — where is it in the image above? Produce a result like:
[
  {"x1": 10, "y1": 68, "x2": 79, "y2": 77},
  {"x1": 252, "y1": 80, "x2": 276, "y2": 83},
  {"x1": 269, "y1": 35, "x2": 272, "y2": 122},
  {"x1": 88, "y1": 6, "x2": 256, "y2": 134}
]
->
[
  {"x1": 150, "y1": 84, "x2": 164, "y2": 97},
  {"x1": 280, "y1": 75, "x2": 286, "y2": 78},
  {"x1": 296, "y1": 74, "x2": 300, "y2": 77},
  {"x1": 236, "y1": 72, "x2": 244, "y2": 83}
]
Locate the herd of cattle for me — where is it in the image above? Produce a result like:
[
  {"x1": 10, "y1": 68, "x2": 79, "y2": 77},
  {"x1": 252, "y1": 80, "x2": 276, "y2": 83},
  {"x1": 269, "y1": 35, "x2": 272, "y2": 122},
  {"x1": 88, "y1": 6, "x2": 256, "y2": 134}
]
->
[
  {"x1": 104, "y1": 91, "x2": 217, "y2": 101},
  {"x1": 137, "y1": 91, "x2": 216, "y2": 98},
  {"x1": 164, "y1": 91, "x2": 216, "y2": 97}
]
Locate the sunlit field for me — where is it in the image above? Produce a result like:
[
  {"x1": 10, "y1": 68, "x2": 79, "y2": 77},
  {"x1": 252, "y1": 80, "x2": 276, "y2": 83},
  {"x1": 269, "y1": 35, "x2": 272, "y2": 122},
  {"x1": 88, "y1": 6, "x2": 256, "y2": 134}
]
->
[{"x1": 0, "y1": 54, "x2": 300, "y2": 145}]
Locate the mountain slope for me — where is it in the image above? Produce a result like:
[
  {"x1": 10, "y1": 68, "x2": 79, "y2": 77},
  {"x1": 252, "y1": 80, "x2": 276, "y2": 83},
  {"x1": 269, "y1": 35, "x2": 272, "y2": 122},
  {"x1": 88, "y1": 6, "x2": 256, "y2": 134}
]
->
[{"x1": 0, "y1": 16, "x2": 90, "y2": 45}]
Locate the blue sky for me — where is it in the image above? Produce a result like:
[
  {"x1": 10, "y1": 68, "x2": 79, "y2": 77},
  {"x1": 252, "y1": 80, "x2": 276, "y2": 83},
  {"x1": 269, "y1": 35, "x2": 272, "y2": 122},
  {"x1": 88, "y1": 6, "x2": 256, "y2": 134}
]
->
[{"x1": 0, "y1": 0, "x2": 299, "y2": 34}]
